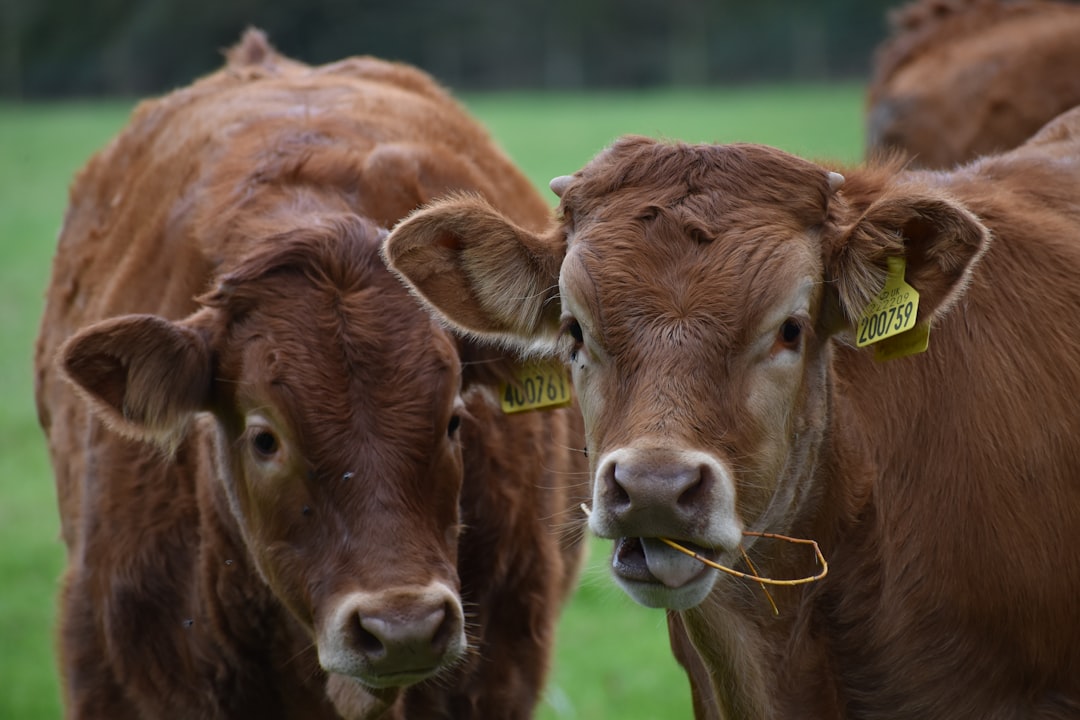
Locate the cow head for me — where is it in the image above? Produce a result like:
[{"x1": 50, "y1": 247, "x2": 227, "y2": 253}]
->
[
  {"x1": 61, "y1": 216, "x2": 472, "y2": 694},
  {"x1": 384, "y1": 136, "x2": 989, "y2": 610}
]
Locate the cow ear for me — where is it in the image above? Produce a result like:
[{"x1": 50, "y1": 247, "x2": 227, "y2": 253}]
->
[
  {"x1": 828, "y1": 190, "x2": 990, "y2": 331},
  {"x1": 383, "y1": 193, "x2": 565, "y2": 349},
  {"x1": 60, "y1": 313, "x2": 214, "y2": 453}
]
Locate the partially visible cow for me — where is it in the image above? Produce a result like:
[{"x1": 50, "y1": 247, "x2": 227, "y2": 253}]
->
[
  {"x1": 34, "y1": 30, "x2": 587, "y2": 720},
  {"x1": 384, "y1": 107, "x2": 1080, "y2": 717},
  {"x1": 866, "y1": 0, "x2": 1080, "y2": 168}
]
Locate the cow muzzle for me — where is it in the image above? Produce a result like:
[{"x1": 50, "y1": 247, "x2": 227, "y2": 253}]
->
[
  {"x1": 317, "y1": 582, "x2": 466, "y2": 688},
  {"x1": 591, "y1": 447, "x2": 744, "y2": 609}
]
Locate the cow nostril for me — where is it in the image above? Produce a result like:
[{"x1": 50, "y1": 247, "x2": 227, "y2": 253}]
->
[
  {"x1": 429, "y1": 602, "x2": 454, "y2": 655},
  {"x1": 676, "y1": 465, "x2": 709, "y2": 509},
  {"x1": 607, "y1": 463, "x2": 632, "y2": 508},
  {"x1": 351, "y1": 615, "x2": 386, "y2": 658},
  {"x1": 677, "y1": 475, "x2": 704, "y2": 509}
]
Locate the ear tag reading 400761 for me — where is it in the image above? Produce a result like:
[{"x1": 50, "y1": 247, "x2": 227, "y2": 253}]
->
[
  {"x1": 500, "y1": 361, "x2": 573, "y2": 414},
  {"x1": 856, "y1": 256, "x2": 930, "y2": 361}
]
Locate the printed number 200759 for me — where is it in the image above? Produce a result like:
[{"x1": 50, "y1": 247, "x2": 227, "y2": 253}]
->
[{"x1": 858, "y1": 301, "x2": 915, "y2": 345}]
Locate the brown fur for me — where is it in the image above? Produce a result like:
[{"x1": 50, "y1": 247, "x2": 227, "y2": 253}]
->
[
  {"x1": 34, "y1": 29, "x2": 587, "y2": 720},
  {"x1": 383, "y1": 108, "x2": 1080, "y2": 718},
  {"x1": 866, "y1": 0, "x2": 1080, "y2": 168}
]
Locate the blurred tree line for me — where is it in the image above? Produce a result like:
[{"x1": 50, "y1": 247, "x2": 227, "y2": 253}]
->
[{"x1": 0, "y1": 0, "x2": 901, "y2": 98}]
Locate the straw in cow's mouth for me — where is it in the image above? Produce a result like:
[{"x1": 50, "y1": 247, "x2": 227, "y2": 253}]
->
[{"x1": 580, "y1": 502, "x2": 828, "y2": 615}]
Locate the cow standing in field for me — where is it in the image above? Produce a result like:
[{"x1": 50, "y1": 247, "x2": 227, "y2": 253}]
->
[
  {"x1": 34, "y1": 30, "x2": 587, "y2": 720},
  {"x1": 866, "y1": 0, "x2": 1080, "y2": 168},
  {"x1": 383, "y1": 106, "x2": 1080, "y2": 718}
]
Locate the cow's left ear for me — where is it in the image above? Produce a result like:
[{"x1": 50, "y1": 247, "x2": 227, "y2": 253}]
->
[
  {"x1": 59, "y1": 312, "x2": 215, "y2": 454},
  {"x1": 827, "y1": 190, "x2": 990, "y2": 330},
  {"x1": 383, "y1": 193, "x2": 565, "y2": 348}
]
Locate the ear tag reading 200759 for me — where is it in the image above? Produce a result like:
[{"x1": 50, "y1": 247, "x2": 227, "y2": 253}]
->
[
  {"x1": 856, "y1": 256, "x2": 930, "y2": 361},
  {"x1": 500, "y1": 361, "x2": 573, "y2": 414}
]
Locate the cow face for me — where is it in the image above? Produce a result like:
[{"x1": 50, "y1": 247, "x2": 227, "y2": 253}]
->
[
  {"x1": 61, "y1": 217, "x2": 469, "y2": 690},
  {"x1": 383, "y1": 136, "x2": 988, "y2": 610}
]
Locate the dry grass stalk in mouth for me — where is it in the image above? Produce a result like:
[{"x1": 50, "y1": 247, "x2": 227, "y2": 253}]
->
[{"x1": 580, "y1": 503, "x2": 828, "y2": 614}]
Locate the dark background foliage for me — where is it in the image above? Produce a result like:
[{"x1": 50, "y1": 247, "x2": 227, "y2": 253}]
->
[{"x1": 1, "y1": 0, "x2": 902, "y2": 98}]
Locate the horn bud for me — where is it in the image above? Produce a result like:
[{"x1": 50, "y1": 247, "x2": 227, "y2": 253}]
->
[
  {"x1": 827, "y1": 171, "x2": 845, "y2": 192},
  {"x1": 549, "y1": 175, "x2": 573, "y2": 198}
]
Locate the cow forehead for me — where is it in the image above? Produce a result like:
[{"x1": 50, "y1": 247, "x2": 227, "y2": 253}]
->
[
  {"x1": 222, "y1": 253, "x2": 461, "y2": 474},
  {"x1": 561, "y1": 211, "x2": 823, "y2": 354},
  {"x1": 557, "y1": 138, "x2": 831, "y2": 350},
  {"x1": 244, "y1": 283, "x2": 457, "y2": 396},
  {"x1": 562, "y1": 137, "x2": 831, "y2": 229}
]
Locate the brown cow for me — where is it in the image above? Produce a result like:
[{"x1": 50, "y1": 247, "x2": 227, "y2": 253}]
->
[
  {"x1": 33, "y1": 30, "x2": 586, "y2": 720},
  {"x1": 383, "y1": 107, "x2": 1080, "y2": 718},
  {"x1": 866, "y1": 0, "x2": 1080, "y2": 168}
]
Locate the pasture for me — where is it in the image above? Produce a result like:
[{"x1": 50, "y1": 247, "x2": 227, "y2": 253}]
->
[{"x1": 0, "y1": 83, "x2": 864, "y2": 719}]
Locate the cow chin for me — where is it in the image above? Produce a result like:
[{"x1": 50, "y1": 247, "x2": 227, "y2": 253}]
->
[
  {"x1": 612, "y1": 562, "x2": 719, "y2": 610},
  {"x1": 325, "y1": 675, "x2": 400, "y2": 720}
]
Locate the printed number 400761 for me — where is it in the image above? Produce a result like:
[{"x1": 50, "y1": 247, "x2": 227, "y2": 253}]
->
[{"x1": 504, "y1": 372, "x2": 568, "y2": 409}]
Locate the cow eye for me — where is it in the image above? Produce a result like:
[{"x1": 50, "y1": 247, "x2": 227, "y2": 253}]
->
[
  {"x1": 568, "y1": 320, "x2": 584, "y2": 344},
  {"x1": 252, "y1": 430, "x2": 279, "y2": 456},
  {"x1": 777, "y1": 319, "x2": 803, "y2": 350},
  {"x1": 562, "y1": 317, "x2": 584, "y2": 345},
  {"x1": 558, "y1": 316, "x2": 586, "y2": 363},
  {"x1": 447, "y1": 414, "x2": 461, "y2": 436}
]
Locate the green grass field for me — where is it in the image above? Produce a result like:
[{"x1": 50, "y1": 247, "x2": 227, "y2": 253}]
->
[{"x1": 0, "y1": 84, "x2": 865, "y2": 719}]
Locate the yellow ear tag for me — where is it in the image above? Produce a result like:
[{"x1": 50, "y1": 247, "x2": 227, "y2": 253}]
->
[
  {"x1": 872, "y1": 320, "x2": 930, "y2": 361},
  {"x1": 856, "y1": 256, "x2": 921, "y2": 349},
  {"x1": 500, "y1": 361, "x2": 573, "y2": 414}
]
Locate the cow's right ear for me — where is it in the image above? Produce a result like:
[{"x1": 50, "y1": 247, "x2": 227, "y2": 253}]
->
[
  {"x1": 383, "y1": 194, "x2": 565, "y2": 348},
  {"x1": 60, "y1": 313, "x2": 214, "y2": 453}
]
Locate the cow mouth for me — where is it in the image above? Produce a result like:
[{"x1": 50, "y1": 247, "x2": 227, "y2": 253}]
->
[
  {"x1": 346, "y1": 667, "x2": 444, "y2": 690},
  {"x1": 612, "y1": 536, "x2": 715, "y2": 589}
]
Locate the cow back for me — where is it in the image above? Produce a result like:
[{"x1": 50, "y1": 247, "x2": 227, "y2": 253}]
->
[{"x1": 866, "y1": 0, "x2": 1080, "y2": 168}]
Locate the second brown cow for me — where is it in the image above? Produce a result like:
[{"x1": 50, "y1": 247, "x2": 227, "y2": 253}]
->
[{"x1": 34, "y1": 31, "x2": 586, "y2": 720}]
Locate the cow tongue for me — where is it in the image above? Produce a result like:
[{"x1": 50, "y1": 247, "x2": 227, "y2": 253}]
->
[{"x1": 639, "y1": 537, "x2": 706, "y2": 588}]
